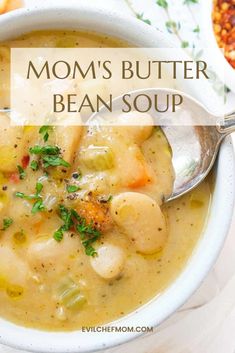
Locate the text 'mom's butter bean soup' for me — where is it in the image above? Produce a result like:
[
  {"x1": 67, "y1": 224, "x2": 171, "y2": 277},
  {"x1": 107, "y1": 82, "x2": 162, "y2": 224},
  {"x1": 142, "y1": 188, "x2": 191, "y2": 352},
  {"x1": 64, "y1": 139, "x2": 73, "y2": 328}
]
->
[{"x1": 0, "y1": 31, "x2": 211, "y2": 330}]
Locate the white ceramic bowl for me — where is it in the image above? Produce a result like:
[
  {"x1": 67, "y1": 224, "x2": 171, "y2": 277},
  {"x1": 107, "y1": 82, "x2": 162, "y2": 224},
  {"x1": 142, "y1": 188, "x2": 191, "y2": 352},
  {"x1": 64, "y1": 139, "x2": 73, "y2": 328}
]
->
[{"x1": 0, "y1": 5, "x2": 234, "y2": 353}]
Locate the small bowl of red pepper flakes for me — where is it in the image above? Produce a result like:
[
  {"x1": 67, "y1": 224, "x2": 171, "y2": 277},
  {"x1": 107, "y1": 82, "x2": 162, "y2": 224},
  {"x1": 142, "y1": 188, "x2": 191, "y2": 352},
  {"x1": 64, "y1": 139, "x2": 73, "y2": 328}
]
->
[{"x1": 212, "y1": 0, "x2": 235, "y2": 69}]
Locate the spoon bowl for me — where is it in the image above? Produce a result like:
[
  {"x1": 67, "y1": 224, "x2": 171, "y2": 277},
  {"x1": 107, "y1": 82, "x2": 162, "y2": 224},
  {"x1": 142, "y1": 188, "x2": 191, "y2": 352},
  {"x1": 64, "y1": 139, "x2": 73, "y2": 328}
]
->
[{"x1": 88, "y1": 88, "x2": 235, "y2": 201}]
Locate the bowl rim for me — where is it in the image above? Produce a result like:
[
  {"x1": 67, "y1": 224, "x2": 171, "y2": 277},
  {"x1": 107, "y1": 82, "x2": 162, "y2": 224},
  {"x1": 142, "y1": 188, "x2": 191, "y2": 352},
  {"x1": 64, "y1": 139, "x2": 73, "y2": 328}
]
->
[{"x1": 0, "y1": 5, "x2": 234, "y2": 353}]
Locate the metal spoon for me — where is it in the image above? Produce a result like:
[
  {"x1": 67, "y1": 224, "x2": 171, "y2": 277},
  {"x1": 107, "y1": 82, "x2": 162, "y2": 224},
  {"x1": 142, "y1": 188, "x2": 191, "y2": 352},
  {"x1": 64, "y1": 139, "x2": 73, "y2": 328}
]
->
[
  {"x1": 87, "y1": 88, "x2": 235, "y2": 202},
  {"x1": 2, "y1": 88, "x2": 234, "y2": 202}
]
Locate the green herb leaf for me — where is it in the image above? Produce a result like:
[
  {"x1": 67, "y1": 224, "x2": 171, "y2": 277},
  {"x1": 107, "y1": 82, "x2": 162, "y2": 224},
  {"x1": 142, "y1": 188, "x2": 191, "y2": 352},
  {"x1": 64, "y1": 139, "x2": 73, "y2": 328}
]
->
[
  {"x1": 36, "y1": 182, "x2": 43, "y2": 195},
  {"x1": 39, "y1": 126, "x2": 52, "y2": 142},
  {"x1": 66, "y1": 184, "x2": 81, "y2": 193},
  {"x1": 15, "y1": 182, "x2": 45, "y2": 214},
  {"x1": 29, "y1": 138, "x2": 70, "y2": 170},
  {"x1": 84, "y1": 244, "x2": 97, "y2": 257},
  {"x1": 17, "y1": 165, "x2": 26, "y2": 180},
  {"x1": 42, "y1": 155, "x2": 70, "y2": 168},
  {"x1": 184, "y1": 0, "x2": 198, "y2": 4},
  {"x1": 58, "y1": 205, "x2": 74, "y2": 230},
  {"x1": 193, "y1": 25, "x2": 200, "y2": 33},
  {"x1": 54, "y1": 205, "x2": 101, "y2": 257},
  {"x1": 15, "y1": 181, "x2": 43, "y2": 201},
  {"x1": 29, "y1": 145, "x2": 60, "y2": 156},
  {"x1": 1, "y1": 218, "x2": 13, "y2": 231},
  {"x1": 136, "y1": 13, "x2": 151, "y2": 25},
  {"x1": 165, "y1": 20, "x2": 179, "y2": 33},
  {"x1": 31, "y1": 199, "x2": 45, "y2": 214},
  {"x1": 53, "y1": 227, "x2": 64, "y2": 242},
  {"x1": 71, "y1": 209, "x2": 82, "y2": 222},
  {"x1": 15, "y1": 191, "x2": 40, "y2": 201},
  {"x1": 15, "y1": 192, "x2": 25, "y2": 199},
  {"x1": 156, "y1": 0, "x2": 168, "y2": 8},
  {"x1": 30, "y1": 160, "x2": 39, "y2": 171},
  {"x1": 181, "y1": 41, "x2": 189, "y2": 48}
]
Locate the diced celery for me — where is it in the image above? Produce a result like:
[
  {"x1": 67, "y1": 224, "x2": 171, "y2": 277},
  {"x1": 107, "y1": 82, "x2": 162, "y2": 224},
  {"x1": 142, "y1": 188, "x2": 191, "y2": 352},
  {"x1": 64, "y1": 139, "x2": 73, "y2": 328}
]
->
[
  {"x1": 13, "y1": 230, "x2": 27, "y2": 245},
  {"x1": 6, "y1": 284, "x2": 24, "y2": 298},
  {"x1": 56, "y1": 278, "x2": 86, "y2": 311},
  {"x1": 65, "y1": 293, "x2": 86, "y2": 310},
  {"x1": 0, "y1": 274, "x2": 24, "y2": 298},
  {"x1": 57, "y1": 278, "x2": 74, "y2": 297},
  {"x1": 59, "y1": 285, "x2": 78, "y2": 303},
  {"x1": 190, "y1": 199, "x2": 204, "y2": 209},
  {"x1": 80, "y1": 146, "x2": 114, "y2": 171}
]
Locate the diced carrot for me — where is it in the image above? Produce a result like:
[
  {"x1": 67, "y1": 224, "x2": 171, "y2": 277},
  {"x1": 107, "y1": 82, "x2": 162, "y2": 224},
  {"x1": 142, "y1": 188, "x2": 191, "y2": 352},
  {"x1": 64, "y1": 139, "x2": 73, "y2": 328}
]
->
[
  {"x1": 0, "y1": 0, "x2": 8, "y2": 14},
  {"x1": 2, "y1": 0, "x2": 23, "y2": 13},
  {"x1": 9, "y1": 172, "x2": 19, "y2": 184},
  {"x1": 76, "y1": 200, "x2": 112, "y2": 232},
  {"x1": 32, "y1": 215, "x2": 46, "y2": 234},
  {"x1": 125, "y1": 148, "x2": 152, "y2": 189},
  {"x1": 127, "y1": 164, "x2": 151, "y2": 188},
  {"x1": 33, "y1": 221, "x2": 42, "y2": 235}
]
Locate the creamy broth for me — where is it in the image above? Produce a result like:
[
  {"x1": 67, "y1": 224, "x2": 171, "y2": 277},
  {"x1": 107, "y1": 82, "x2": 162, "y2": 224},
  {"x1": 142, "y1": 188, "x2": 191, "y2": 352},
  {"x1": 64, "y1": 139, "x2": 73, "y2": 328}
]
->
[{"x1": 0, "y1": 31, "x2": 211, "y2": 331}]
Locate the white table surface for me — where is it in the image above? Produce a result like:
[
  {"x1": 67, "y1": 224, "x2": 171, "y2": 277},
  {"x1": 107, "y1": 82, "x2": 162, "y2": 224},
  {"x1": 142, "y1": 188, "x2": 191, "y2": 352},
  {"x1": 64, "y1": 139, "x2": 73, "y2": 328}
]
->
[{"x1": 1, "y1": 1, "x2": 235, "y2": 352}]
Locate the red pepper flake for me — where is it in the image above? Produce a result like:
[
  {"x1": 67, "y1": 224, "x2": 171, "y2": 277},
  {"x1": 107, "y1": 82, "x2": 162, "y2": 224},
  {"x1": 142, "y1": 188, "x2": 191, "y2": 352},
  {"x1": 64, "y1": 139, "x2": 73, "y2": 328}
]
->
[{"x1": 21, "y1": 155, "x2": 30, "y2": 169}]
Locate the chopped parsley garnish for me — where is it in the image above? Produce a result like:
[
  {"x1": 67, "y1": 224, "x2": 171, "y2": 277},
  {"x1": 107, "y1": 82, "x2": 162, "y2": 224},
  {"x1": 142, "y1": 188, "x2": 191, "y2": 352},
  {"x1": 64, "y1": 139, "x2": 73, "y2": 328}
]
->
[
  {"x1": 53, "y1": 205, "x2": 101, "y2": 256},
  {"x1": 39, "y1": 126, "x2": 52, "y2": 142},
  {"x1": 82, "y1": 242, "x2": 98, "y2": 257},
  {"x1": 17, "y1": 165, "x2": 26, "y2": 180},
  {"x1": 193, "y1": 25, "x2": 200, "y2": 33},
  {"x1": 15, "y1": 192, "x2": 39, "y2": 200},
  {"x1": 66, "y1": 184, "x2": 81, "y2": 193},
  {"x1": 29, "y1": 145, "x2": 60, "y2": 155},
  {"x1": 15, "y1": 191, "x2": 26, "y2": 199},
  {"x1": 156, "y1": 0, "x2": 168, "y2": 9},
  {"x1": 42, "y1": 155, "x2": 70, "y2": 168},
  {"x1": 59, "y1": 205, "x2": 74, "y2": 229},
  {"x1": 31, "y1": 199, "x2": 45, "y2": 214},
  {"x1": 29, "y1": 127, "x2": 70, "y2": 171},
  {"x1": 15, "y1": 192, "x2": 37, "y2": 200},
  {"x1": 29, "y1": 144, "x2": 70, "y2": 169},
  {"x1": 30, "y1": 160, "x2": 39, "y2": 171},
  {"x1": 53, "y1": 228, "x2": 64, "y2": 242},
  {"x1": 36, "y1": 182, "x2": 43, "y2": 195},
  {"x1": 1, "y1": 218, "x2": 13, "y2": 231},
  {"x1": 15, "y1": 183, "x2": 45, "y2": 214}
]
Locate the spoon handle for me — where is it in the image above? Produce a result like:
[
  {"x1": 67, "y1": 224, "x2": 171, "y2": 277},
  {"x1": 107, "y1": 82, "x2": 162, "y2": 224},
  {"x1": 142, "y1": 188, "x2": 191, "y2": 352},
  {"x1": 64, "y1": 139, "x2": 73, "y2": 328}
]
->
[
  {"x1": 0, "y1": 108, "x2": 11, "y2": 113},
  {"x1": 217, "y1": 112, "x2": 235, "y2": 135}
]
